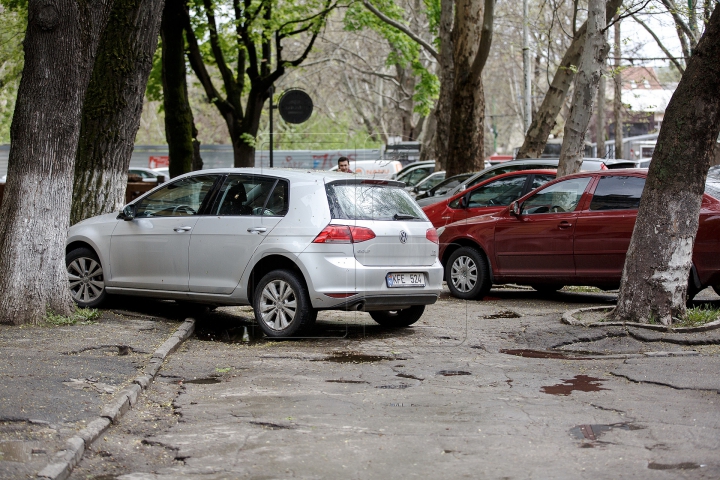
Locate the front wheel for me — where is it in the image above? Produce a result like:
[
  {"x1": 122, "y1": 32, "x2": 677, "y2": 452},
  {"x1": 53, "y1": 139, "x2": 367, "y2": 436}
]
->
[
  {"x1": 445, "y1": 247, "x2": 491, "y2": 299},
  {"x1": 369, "y1": 305, "x2": 425, "y2": 327},
  {"x1": 253, "y1": 269, "x2": 314, "y2": 338},
  {"x1": 66, "y1": 247, "x2": 107, "y2": 308}
]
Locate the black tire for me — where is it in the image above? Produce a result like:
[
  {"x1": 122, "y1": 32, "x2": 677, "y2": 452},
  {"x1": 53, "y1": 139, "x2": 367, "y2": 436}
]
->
[
  {"x1": 369, "y1": 305, "x2": 425, "y2": 327},
  {"x1": 445, "y1": 246, "x2": 491, "y2": 300},
  {"x1": 66, "y1": 247, "x2": 108, "y2": 308},
  {"x1": 253, "y1": 269, "x2": 313, "y2": 338},
  {"x1": 712, "y1": 285, "x2": 720, "y2": 297},
  {"x1": 531, "y1": 284, "x2": 563, "y2": 294}
]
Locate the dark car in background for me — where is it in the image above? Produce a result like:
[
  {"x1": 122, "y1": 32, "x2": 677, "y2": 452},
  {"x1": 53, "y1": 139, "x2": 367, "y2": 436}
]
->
[{"x1": 414, "y1": 172, "x2": 473, "y2": 201}]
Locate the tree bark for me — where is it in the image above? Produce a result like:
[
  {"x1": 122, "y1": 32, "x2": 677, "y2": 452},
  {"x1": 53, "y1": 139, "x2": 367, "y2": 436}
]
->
[
  {"x1": 516, "y1": 0, "x2": 621, "y2": 160},
  {"x1": 557, "y1": 0, "x2": 609, "y2": 177},
  {"x1": 613, "y1": 15, "x2": 623, "y2": 158},
  {"x1": 614, "y1": 7, "x2": 720, "y2": 325},
  {"x1": 162, "y1": 0, "x2": 196, "y2": 178},
  {"x1": 0, "y1": 0, "x2": 113, "y2": 325},
  {"x1": 433, "y1": 0, "x2": 454, "y2": 170},
  {"x1": 596, "y1": 69, "x2": 607, "y2": 158},
  {"x1": 71, "y1": 0, "x2": 165, "y2": 225}
]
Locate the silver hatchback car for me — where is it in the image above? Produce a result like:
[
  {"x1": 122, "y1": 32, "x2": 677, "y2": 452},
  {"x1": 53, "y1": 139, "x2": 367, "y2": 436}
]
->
[{"x1": 66, "y1": 169, "x2": 443, "y2": 337}]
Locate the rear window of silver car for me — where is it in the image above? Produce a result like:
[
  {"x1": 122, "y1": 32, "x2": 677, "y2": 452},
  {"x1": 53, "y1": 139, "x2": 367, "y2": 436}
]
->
[{"x1": 326, "y1": 183, "x2": 427, "y2": 221}]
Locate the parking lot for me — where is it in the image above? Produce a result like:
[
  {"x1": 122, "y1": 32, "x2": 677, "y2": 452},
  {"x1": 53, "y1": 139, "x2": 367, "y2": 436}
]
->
[{"x1": 9, "y1": 286, "x2": 708, "y2": 479}]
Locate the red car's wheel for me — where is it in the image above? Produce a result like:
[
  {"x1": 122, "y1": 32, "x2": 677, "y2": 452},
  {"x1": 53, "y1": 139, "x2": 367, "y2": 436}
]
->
[{"x1": 445, "y1": 247, "x2": 491, "y2": 300}]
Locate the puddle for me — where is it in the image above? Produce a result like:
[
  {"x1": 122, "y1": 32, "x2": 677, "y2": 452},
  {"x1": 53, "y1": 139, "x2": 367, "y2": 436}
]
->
[
  {"x1": 326, "y1": 379, "x2": 369, "y2": 384},
  {"x1": 500, "y1": 349, "x2": 591, "y2": 360},
  {"x1": 376, "y1": 384, "x2": 411, "y2": 389},
  {"x1": 396, "y1": 373, "x2": 424, "y2": 381},
  {"x1": 319, "y1": 352, "x2": 403, "y2": 363},
  {"x1": 541, "y1": 375, "x2": 608, "y2": 396},
  {"x1": 0, "y1": 441, "x2": 34, "y2": 462},
  {"x1": 569, "y1": 423, "x2": 642, "y2": 440},
  {"x1": 483, "y1": 310, "x2": 522, "y2": 319},
  {"x1": 182, "y1": 377, "x2": 221, "y2": 385},
  {"x1": 648, "y1": 462, "x2": 701, "y2": 470},
  {"x1": 437, "y1": 370, "x2": 471, "y2": 376}
]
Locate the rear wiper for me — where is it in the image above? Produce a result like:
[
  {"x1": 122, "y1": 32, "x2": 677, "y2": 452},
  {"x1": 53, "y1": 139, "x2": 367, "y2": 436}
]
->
[{"x1": 393, "y1": 213, "x2": 419, "y2": 220}]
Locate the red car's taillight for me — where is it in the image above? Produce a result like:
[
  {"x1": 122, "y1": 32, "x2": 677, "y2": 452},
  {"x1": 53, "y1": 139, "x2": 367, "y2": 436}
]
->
[
  {"x1": 601, "y1": 163, "x2": 608, "y2": 170},
  {"x1": 426, "y1": 228, "x2": 439, "y2": 244},
  {"x1": 312, "y1": 225, "x2": 376, "y2": 243}
]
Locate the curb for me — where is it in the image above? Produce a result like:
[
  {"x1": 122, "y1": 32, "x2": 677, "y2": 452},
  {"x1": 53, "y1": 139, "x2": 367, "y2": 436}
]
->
[
  {"x1": 37, "y1": 318, "x2": 196, "y2": 480},
  {"x1": 561, "y1": 306, "x2": 720, "y2": 333}
]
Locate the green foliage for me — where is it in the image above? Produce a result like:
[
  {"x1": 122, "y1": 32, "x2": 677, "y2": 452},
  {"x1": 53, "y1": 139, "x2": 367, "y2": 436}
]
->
[
  {"x1": 45, "y1": 307, "x2": 101, "y2": 326},
  {"x1": 678, "y1": 305, "x2": 720, "y2": 327},
  {"x1": 0, "y1": 2, "x2": 26, "y2": 143},
  {"x1": 146, "y1": 40, "x2": 164, "y2": 104}
]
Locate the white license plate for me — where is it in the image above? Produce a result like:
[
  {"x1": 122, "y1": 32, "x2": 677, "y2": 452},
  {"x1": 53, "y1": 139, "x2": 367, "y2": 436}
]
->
[{"x1": 386, "y1": 273, "x2": 425, "y2": 288}]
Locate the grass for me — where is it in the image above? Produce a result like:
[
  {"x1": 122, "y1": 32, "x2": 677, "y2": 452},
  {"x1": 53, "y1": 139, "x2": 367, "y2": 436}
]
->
[
  {"x1": 561, "y1": 286, "x2": 604, "y2": 293},
  {"x1": 675, "y1": 305, "x2": 720, "y2": 328},
  {"x1": 45, "y1": 307, "x2": 101, "y2": 326}
]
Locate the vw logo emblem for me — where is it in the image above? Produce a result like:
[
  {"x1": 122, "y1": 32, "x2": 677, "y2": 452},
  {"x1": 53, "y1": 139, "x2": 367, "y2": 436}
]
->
[{"x1": 399, "y1": 230, "x2": 407, "y2": 244}]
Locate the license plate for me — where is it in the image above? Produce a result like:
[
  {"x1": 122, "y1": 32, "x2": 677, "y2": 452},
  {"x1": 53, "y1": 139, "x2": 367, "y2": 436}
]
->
[{"x1": 386, "y1": 273, "x2": 425, "y2": 288}]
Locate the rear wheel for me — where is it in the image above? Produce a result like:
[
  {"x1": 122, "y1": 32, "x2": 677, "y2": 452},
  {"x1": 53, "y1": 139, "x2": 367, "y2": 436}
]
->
[
  {"x1": 253, "y1": 269, "x2": 314, "y2": 338},
  {"x1": 445, "y1": 247, "x2": 491, "y2": 299},
  {"x1": 66, "y1": 247, "x2": 107, "y2": 308},
  {"x1": 369, "y1": 305, "x2": 425, "y2": 327},
  {"x1": 712, "y1": 285, "x2": 720, "y2": 297}
]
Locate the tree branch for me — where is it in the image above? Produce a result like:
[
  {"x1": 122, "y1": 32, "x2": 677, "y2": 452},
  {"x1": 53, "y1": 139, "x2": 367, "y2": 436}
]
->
[
  {"x1": 659, "y1": 0, "x2": 698, "y2": 46},
  {"x1": 632, "y1": 14, "x2": 685, "y2": 73},
  {"x1": 201, "y1": 0, "x2": 238, "y2": 96},
  {"x1": 470, "y1": 0, "x2": 495, "y2": 80},
  {"x1": 361, "y1": 0, "x2": 439, "y2": 61}
]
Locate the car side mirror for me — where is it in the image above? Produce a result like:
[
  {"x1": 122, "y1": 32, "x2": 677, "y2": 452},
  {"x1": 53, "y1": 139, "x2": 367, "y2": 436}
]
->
[
  {"x1": 510, "y1": 201, "x2": 520, "y2": 216},
  {"x1": 457, "y1": 197, "x2": 467, "y2": 209},
  {"x1": 120, "y1": 204, "x2": 136, "y2": 221}
]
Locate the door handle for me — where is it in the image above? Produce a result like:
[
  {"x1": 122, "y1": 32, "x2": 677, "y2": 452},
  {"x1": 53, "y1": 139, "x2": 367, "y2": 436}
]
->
[
  {"x1": 173, "y1": 226, "x2": 192, "y2": 232},
  {"x1": 558, "y1": 221, "x2": 572, "y2": 229},
  {"x1": 247, "y1": 227, "x2": 268, "y2": 234}
]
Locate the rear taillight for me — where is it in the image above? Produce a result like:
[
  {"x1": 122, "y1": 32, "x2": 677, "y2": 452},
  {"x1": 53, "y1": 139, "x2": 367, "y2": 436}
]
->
[
  {"x1": 426, "y1": 228, "x2": 439, "y2": 244},
  {"x1": 600, "y1": 163, "x2": 608, "y2": 170},
  {"x1": 313, "y1": 225, "x2": 376, "y2": 243}
]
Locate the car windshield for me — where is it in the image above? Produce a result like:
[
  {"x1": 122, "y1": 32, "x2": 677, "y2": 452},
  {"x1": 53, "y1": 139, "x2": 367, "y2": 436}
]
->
[{"x1": 326, "y1": 183, "x2": 427, "y2": 221}]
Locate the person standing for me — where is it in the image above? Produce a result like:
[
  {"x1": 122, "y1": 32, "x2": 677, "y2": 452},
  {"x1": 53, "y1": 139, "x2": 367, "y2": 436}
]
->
[{"x1": 337, "y1": 156, "x2": 352, "y2": 173}]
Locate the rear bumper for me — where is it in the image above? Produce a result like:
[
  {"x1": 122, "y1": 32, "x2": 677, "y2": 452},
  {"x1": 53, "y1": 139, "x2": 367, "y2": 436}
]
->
[{"x1": 329, "y1": 294, "x2": 439, "y2": 312}]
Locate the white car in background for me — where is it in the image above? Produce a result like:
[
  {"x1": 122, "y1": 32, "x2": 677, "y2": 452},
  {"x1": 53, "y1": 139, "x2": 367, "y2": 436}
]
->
[
  {"x1": 66, "y1": 169, "x2": 442, "y2": 337},
  {"x1": 129, "y1": 167, "x2": 168, "y2": 183}
]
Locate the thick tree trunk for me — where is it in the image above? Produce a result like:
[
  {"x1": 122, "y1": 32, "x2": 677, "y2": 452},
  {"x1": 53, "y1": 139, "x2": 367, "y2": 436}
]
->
[
  {"x1": 614, "y1": 7, "x2": 720, "y2": 325},
  {"x1": 445, "y1": 0, "x2": 484, "y2": 177},
  {"x1": 433, "y1": 0, "x2": 454, "y2": 170},
  {"x1": 232, "y1": 88, "x2": 268, "y2": 168},
  {"x1": 557, "y1": 0, "x2": 608, "y2": 177},
  {"x1": 596, "y1": 71, "x2": 607, "y2": 158},
  {"x1": 516, "y1": 0, "x2": 621, "y2": 159},
  {"x1": 71, "y1": 0, "x2": 165, "y2": 225},
  {"x1": 419, "y1": 110, "x2": 437, "y2": 161},
  {"x1": 0, "y1": 0, "x2": 113, "y2": 325},
  {"x1": 613, "y1": 15, "x2": 623, "y2": 158},
  {"x1": 162, "y1": 0, "x2": 195, "y2": 178}
]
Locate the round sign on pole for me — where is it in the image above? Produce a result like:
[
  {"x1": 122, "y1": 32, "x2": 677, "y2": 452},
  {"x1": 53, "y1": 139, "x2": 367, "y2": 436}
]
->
[{"x1": 278, "y1": 89, "x2": 313, "y2": 124}]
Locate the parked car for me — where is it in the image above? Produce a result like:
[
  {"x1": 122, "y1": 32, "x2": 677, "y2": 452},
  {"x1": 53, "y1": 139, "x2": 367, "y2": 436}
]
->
[
  {"x1": 409, "y1": 171, "x2": 446, "y2": 197},
  {"x1": 328, "y1": 160, "x2": 403, "y2": 178},
  {"x1": 437, "y1": 169, "x2": 720, "y2": 300},
  {"x1": 394, "y1": 162, "x2": 436, "y2": 186},
  {"x1": 415, "y1": 172, "x2": 474, "y2": 201},
  {"x1": 422, "y1": 170, "x2": 557, "y2": 228},
  {"x1": 66, "y1": 169, "x2": 442, "y2": 337},
  {"x1": 391, "y1": 160, "x2": 435, "y2": 180},
  {"x1": 129, "y1": 167, "x2": 167, "y2": 183},
  {"x1": 416, "y1": 158, "x2": 608, "y2": 207}
]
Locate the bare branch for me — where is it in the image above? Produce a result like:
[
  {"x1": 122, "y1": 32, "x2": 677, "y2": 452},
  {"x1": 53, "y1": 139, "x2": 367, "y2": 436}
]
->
[
  {"x1": 631, "y1": 14, "x2": 685, "y2": 73},
  {"x1": 659, "y1": 0, "x2": 698, "y2": 46}
]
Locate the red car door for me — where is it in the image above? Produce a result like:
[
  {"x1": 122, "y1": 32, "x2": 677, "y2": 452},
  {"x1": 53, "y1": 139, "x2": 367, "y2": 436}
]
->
[
  {"x1": 574, "y1": 175, "x2": 645, "y2": 283},
  {"x1": 494, "y1": 176, "x2": 593, "y2": 278}
]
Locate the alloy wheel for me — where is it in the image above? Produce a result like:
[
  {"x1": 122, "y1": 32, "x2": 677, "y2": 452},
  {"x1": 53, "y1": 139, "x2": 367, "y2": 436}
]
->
[
  {"x1": 67, "y1": 257, "x2": 105, "y2": 303},
  {"x1": 450, "y1": 255, "x2": 478, "y2": 293},
  {"x1": 259, "y1": 279, "x2": 298, "y2": 331}
]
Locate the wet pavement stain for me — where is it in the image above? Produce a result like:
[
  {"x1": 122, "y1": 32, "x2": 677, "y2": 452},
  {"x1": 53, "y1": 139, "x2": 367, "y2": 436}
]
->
[
  {"x1": 437, "y1": 370, "x2": 471, "y2": 376},
  {"x1": 483, "y1": 310, "x2": 522, "y2": 319},
  {"x1": 376, "y1": 384, "x2": 411, "y2": 389},
  {"x1": 182, "y1": 377, "x2": 221, "y2": 385},
  {"x1": 648, "y1": 462, "x2": 701, "y2": 470},
  {"x1": 249, "y1": 421, "x2": 296, "y2": 430},
  {"x1": 541, "y1": 375, "x2": 608, "y2": 396},
  {"x1": 396, "y1": 373, "x2": 424, "y2": 381},
  {"x1": 500, "y1": 349, "x2": 592, "y2": 360},
  {"x1": 326, "y1": 379, "x2": 370, "y2": 384},
  {"x1": 319, "y1": 352, "x2": 404, "y2": 363},
  {"x1": 569, "y1": 423, "x2": 642, "y2": 440}
]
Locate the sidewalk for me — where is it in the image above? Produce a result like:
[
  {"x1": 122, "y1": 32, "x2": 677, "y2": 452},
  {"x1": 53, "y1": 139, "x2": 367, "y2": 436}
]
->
[{"x1": 0, "y1": 300, "x2": 190, "y2": 479}]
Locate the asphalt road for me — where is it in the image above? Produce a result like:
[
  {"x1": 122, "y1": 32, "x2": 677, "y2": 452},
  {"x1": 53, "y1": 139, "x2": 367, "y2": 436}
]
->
[{"x1": 63, "y1": 287, "x2": 720, "y2": 480}]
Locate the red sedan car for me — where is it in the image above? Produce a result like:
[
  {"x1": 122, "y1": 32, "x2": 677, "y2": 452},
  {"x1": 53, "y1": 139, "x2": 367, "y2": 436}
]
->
[
  {"x1": 422, "y1": 170, "x2": 557, "y2": 228},
  {"x1": 438, "y1": 169, "x2": 720, "y2": 299}
]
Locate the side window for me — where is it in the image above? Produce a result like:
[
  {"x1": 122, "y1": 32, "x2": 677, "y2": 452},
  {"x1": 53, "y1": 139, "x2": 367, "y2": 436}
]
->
[
  {"x1": 263, "y1": 180, "x2": 289, "y2": 216},
  {"x1": 521, "y1": 177, "x2": 592, "y2": 215},
  {"x1": 213, "y1": 175, "x2": 277, "y2": 216},
  {"x1": 467, "y1": 175, "x2": 527, "y2": 208},
  {"x1": 135, "y1": 175, "x2": 218, "y2": 217},
  {"x1": 403, "y1": 168, "x2": 431, "y2": 186},
  {"x1": 529, "y1": 174, "x2": 556, "y2": 190},
  {"x1": 589, "y1": 176, "x2": 645, "y2": 210}
]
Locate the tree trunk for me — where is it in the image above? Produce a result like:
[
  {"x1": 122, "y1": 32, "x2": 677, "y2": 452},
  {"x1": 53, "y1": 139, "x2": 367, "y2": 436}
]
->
[
  {"x1": 419, "y1": 110, "x2": 437, "y2": 161},
  {"x1": 596, "y1": 70, "x2": 607, "y2": 158},
  {"x1": 557, "y1": 0, "x2": 608, "y2": 177},
  {"x1": 614, "y1": 7, "x2": 720, "y2": 325},
  {"x1": 434, "y1": 0, "x2": 454, "y2": 170},
  {"x1": 71, "y1": 0, "x2": 165, "y2": 225},
  {"x1": 516, "y1": 0, "x2": 621, "y2": 159},
  {"x1": 162, "y1": 0, "x2": 195, "y2": 178},
  {"x1": 613, "y1": 15, "x2": 623, "y2": 158},
  {"x1": 0, "y1": 0, "x2": 113, "y2": 325}
]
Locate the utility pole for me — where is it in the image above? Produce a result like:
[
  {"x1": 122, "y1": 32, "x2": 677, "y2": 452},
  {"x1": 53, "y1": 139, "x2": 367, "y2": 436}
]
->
[{"x1": 522, "y1": 0, "x2": 531, "y2": 133}]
